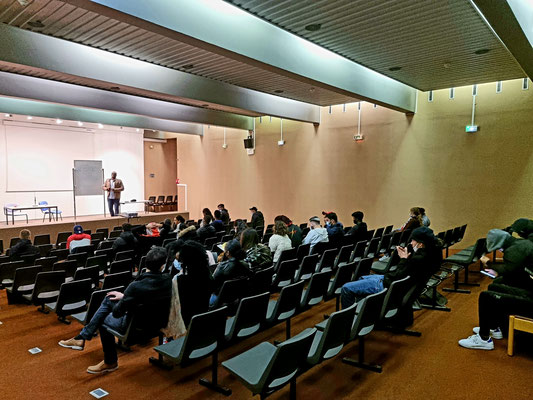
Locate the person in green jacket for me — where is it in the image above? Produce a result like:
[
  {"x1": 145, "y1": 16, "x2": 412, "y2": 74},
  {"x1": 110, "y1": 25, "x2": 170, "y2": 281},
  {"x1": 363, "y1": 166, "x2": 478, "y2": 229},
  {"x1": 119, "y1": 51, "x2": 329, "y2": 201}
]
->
[{"x1": 507, "y1": 218, "x2": 533, "y2": 241}]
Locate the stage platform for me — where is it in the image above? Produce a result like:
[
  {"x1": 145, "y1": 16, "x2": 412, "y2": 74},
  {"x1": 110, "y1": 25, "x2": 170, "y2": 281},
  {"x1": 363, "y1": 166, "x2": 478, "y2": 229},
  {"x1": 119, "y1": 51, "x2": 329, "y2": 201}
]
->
[{"x1": 0, "y1": 211, "x2": 190, "y2": 248}]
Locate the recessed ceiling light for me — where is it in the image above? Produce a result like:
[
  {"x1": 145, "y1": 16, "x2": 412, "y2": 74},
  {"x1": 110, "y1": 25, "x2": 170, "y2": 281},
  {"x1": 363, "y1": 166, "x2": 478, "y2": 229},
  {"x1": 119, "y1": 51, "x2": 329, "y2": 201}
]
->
[
  {"x1": 389, "y1": 66, "x2": 402, "y2": 71},
  {"x1": 474, "y1": 48, "x2": 491, "y2": 55},
  {"x1": 98, "y1": 123, "x2": 103, "y2": 129},
  {"x1": 274, "y1": 90, "x2": 284, "y2": 93},
  {"x1": 305, "y1": 23, "x2": 322, "y2": 32},
  {"x1": 136, "y1": 128, "x2": 140, "y2": 132},
  {"x1": 4, "y1": 113, "x2": 12, "y2": 117},
  {"x1": 77, "y1": 121, "x2": 83, "y2": 126},
  {"x1": 27, "y1": 116, "x2": 33, "y2": 120},
  {"x1": 56, "y1": 119, "x2": 62, "y2": 124},
  {"x1": 27, "y1": 20, "x2": 45, "y2": 28},
  {"x1": 182, "y1": 64, "x2": 194, "y2": 69}
]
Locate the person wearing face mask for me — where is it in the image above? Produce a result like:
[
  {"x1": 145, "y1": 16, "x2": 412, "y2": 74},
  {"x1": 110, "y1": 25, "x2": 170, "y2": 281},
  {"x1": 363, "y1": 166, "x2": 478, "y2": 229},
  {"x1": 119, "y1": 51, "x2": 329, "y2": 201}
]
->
[{"x1": 341, "y1": 227, "x2": 442, "y2": 308}]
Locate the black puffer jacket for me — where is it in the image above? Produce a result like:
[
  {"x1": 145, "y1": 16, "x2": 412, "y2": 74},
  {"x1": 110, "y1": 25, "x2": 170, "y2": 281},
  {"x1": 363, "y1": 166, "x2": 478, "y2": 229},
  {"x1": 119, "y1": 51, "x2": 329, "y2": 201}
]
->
[{"x1": 212, "y1": 258, "x2": 252, "y2": 295}]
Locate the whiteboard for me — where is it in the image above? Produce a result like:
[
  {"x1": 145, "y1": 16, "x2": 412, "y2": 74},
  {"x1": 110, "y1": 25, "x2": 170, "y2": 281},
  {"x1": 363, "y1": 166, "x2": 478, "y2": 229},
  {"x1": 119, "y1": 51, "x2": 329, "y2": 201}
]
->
[{"x1": 74, "y1": 160, "x2": 103, "y2": 196}]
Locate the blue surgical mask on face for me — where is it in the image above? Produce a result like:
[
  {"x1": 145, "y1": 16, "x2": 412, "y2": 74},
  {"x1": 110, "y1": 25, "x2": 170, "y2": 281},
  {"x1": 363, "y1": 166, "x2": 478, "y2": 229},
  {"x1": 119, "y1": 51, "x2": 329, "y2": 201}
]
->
[{"x1": 173, "y1": 259, "x2": 182, "y2": 272}]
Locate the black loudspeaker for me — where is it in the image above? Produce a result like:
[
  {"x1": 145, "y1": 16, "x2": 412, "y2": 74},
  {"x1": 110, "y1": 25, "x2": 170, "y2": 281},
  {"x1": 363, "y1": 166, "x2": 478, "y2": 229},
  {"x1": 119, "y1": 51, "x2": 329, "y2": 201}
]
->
[{"x1": 243, "y1": 137, "x2": 254, "y2": 149}]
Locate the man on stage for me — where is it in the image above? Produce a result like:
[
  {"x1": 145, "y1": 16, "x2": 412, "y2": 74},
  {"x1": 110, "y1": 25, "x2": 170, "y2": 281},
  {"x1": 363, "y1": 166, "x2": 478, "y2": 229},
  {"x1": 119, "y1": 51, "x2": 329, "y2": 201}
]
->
[{"x1": 102, "y1": 171, "x2": 124, "y2": 217}]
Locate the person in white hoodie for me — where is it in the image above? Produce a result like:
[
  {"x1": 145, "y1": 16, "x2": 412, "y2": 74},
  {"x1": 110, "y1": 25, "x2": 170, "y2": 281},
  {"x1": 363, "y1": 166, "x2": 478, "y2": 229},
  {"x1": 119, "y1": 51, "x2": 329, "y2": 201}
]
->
[{"x1": 302, "y1": 216, "x2": 329, "y2": 253}]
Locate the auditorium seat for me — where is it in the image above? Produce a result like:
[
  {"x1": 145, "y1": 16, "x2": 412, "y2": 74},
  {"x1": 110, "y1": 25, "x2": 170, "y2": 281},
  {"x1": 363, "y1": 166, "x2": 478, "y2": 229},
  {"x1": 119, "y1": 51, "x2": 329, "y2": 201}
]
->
[
  {"x1": 71, "y1": 286, "x2": 124, "y2": 326},
  {"x1": 326, "y1": 261, "x2": 357, "y2": 311},
  {"x1": 85, "y1": 255, "x2": 108, "y2": 277},
  {"x1": 209, "y1": 278, "x2": 249, "y2": 314},
  {"x1": 53, "y1": 260, "x2": 77, "y2": 281},
  {"x1": 224, "y1": 292, "x2": 270, "y2": 343},
  {"x1": 299, "y1": 270, "x2": 330, "y2": 309},
  {"x1": 0, "y1": 260, "x2": 24, "y2": 289},
  {"x1": 373, "y1": 227, "x2": 385, "y2": 239},
  {"x1": 109, "y1": 259, "x2": 133, "y2": 275},
  {"x1": 266, "y1": 280, "x2": 305, "y2": 339},
  {"x1": 35, "y1": 256, "x2": 58, "y2": 272},
  {"x1": 55, "y1": 232, "x2": 71, "y2": 247},
  {"x1": 295, "y1": 243, "x2": 310, "y2": 263},
  {"x1": 248, "y1": 266, "x2": 274, "y2": 296},
  {"x1": 34, "y1": 234, "x2": 50, "y2": 246},
  {"x1": 442, "y1": 237, "x2": 486, "y2": 293},
  {"x1": 49, "y1": 248, "x2": 68, "y2": 260},
  {"x1": 333, "y1": 244, "x2": 354, "y2": 270},
  {"x1": 91, "y1": 232, "x2": 105, "y2": 242},
  {"x1": 222, "y1": 327, "x2": 316, "y2": 399},
  {"x1": 109, "y1": 230, "x2": 121, "y2": 239},
  {"x1": 271, "y1": 259, "x2": 298, "y2": 291},
  {"x1": 150, "y1": 306, "x2": 232, "y2": 396},
  {"x1": 102, "y1": 271, "x2": 132, "y2": 290},
  {"x1": 22, "y1": 270, "x2": 65, "y2": 313},
  {"x1": 114, "y1": 250, "x2": 135, "y2": 263},
  {"x1": 294, "y1": 254, "x2": 319, "y2": 282},
  {"x1": 45, "y1": 278, "x2": 92, "y2": 324},
  {"x1": 96, "y1": 228, "x2": 109, "y2": 239},
  {"x1": 273, "y1": 248, "x2": 297, "y2": 272},
  {"x1": 73, "y1": 266, "x2": 99, "y2": 289},
  {"x1": 384, "y1": 225, "x2": 394, "y2": 235},
  {"x1": 67, "y1": 251, "x2": 89, "y2": 267},
  {"x1": 20, "y1": 253, "x2": 40, "y2": 266},
  {"x1": 349, "y1": 241, "x2": 367, "y2": 264},
  {"x1": 37, "y1": 244, "x2": 53, "y2": 258},
  {"x1": 316, "y1": 248, "x2": 338, "y2": 272},
  {"x1": 364, "y1": 237, "x2": 381, "y2": 259},
  {"x1": 6, "y1": 265, "x2": 43, "y2": 303},
  {"x1": 9, "y1": 237, "x2": 20, "y2": 248}
]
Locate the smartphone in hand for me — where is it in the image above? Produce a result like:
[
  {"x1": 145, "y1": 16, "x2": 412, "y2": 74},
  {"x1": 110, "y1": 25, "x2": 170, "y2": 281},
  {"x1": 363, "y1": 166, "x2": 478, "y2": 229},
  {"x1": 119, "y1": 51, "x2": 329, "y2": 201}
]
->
[{"x1": 481, "y1": 270, "x2": 496, "y2": 279}]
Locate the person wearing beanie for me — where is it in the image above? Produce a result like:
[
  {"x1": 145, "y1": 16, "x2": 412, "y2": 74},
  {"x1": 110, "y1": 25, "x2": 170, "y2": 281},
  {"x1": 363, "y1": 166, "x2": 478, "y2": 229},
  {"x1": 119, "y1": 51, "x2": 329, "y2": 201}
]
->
[
  {"x1": 302, "y1": 216, "x2": 329, "y2": 253},
  {"x1": 341, "y1": 226, "x2": 442, "y2": 309},
  {"x1": 483, "y1": 229, "x2": 533, "y2": 288},
  {"x1": 210, "y1": 240, "x2": 252, "y2": 307},
  {"x1": 66, "y1": 225, "x2": 91, "y2": 253}
]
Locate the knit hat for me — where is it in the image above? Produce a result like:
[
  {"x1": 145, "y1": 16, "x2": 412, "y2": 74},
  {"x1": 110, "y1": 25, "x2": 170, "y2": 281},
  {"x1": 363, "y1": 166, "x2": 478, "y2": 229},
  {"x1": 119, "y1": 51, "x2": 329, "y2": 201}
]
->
[
  {"x1": 510, "y1": 218, "x2": 533, "y2": 237},
  {"x1": 73, "y1": 225, "x2": 83, "y2": 234},
  {"x1": 486, "y1": 229, "x2": 511, "y2": 252},
  {"x1": 410, "y1": 226, "x2": 435, "y2": 245},
  {"x1": 309, "y1": 216, "x2": 321, "y2": 223}
]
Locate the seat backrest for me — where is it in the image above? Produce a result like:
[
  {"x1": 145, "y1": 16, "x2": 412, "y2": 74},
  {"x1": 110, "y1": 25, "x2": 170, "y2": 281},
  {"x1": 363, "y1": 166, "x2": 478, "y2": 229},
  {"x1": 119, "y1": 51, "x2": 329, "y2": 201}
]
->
[
  {"x1": 227, "y1": 292, "x2": 270, "y2": 340},
  {"x1": 365, "y1": 229, "x2": 375, "y2": 241},
  {"x1": 380, "y1": 275, "x2": 411, "y2": 320},
  {"x1": 311, "y1": 241, "x2": 330, "y2": 256},
  {"x1": 96, "y1": 228, "x2": 109, "y2": 239},
  {"x1": 335, "y1": 244, "x2": 354, "y2": 267},
  {"x1": 364, "y1": 237, "x2": 381, "y2": 258},
  {"x1": 211, "y1": 278, "x2": 249, "y2": 311},
  {"x1": 67, "y1": 251, "x2": 89, "y2": 267},
  {"x1": 353, "y1": 258, "x2": 373, "y2": 280},
  {"x1": 249, "y1": 266, "x2": 274, "y2": 295},
  {"x1": 271, "y1": 280, "x2": 305, "y2": 321},
  {"x1": 350, "y1": 241, "x2": 367, "y2": 262},
  {"x1": 109, "y1": 258, "x2": 133, "y2": 274},
  {"x1": 378, "y1": 234, "x2": 392, "y2": 253},
  {"x1": 389, "y1": 231, "x2": 402, "y2": 250},
  {"x1": 56, "y1": 232, "x2": 72, "y2": 246},
  {"x1": 296, "y1": 243, "x2": 311, "y2": 263},
  {"x1": 262, "y1": 328, "x2": 317, "y2": 392},
  {"x1": 178, "y1": 306, "x2": 227, "y2": 363},
  {"x1": 55, "y1": 278, "x2": 92, "y2": 314},
  {"x1": 295, "y1": 254, "x2": 319, "y2": 281},
  {"x1": 0, "y1": 260, "x2": 24, "y2": 282},
  {"x1": 12, "y1": 265, "x2": 43, "y2": 291},
  {"x1": 165, "y1": 195, "x2": 173, "y2": 202},
  {"x1": 10, "y1": 237, "x2": 21, "y2": 248},
  {"x1": 328, "y1": 261, "x2": 357, "y2": 295},
  {"x1": 109, "y1": 230, "x2": 121, "y2": 239},
  {"x1": 350, "y1": 289, "x2": 388, "y2": 340},
  {"x1": 384, "y1": 225, "x2": 394, "y2": 235},
  {"x1": 97, "y1": 240, "x2": 114, "y2": 250},
  {"x1": 20, "y1": 253, "x2": 40, "y2": 266},
  {"x1": 317, "y1": 248, "x2": 338, "y2": 271},
  {"x1": 32, "y1": 271, "x2": 65, "y2": 302},
  {"x1": 472, "y1": 238, "x2": 487, "y2": 261},
  {"x1": 52, "y1": 260, "x2": 78, "y2": 278},
  {"x1": 34, "y1": 234, "x2": 50, "y2": 246},
  {"x1": 73, "y1": 266, "x2": 100, "y2": 287},
  {"x1": 157, "y1": 195, "x2": 165, "y2": 203},
  {"x1": 91, "y1": 232, "x2": 105, "y2": 242},
  {"x1": 86, "y1": 286, "x2": 123, "y2": 323},
  {"x1": 35, "y1": 256, "x2": 58, "y2": 272},
  {"x1": 49, "y1": 248, "x2": 69, "y2": 260},
  {"x1": 71, "y1": 245, "x2": 94, "y2": 257},
  {"x1": 399, "y1": 229, "x2": 413, "y2": 247},
  {"x1": 148, "y1": 196, "x2": 156, "y2": 202},
  {"x1": 308, "y1": 302, "x2": 357, "y2": 365},
  {"x1": 95, "y1": 248, "x2": 114, "y2": 263},
  {"x1": 373, "y1": 227, "x2": 385, "y2": 239},
  {"x1": 37, "y1": 244, "x2": 53, "y2": 258},
  {"x1": 273, "y1": 259, "x2": 298, "y2": 289},
  {"x1": 85, "y1": 255, "x2": 108, "y2": 272},
  {"x1": 102, "y1": 271, "x2": 132, "y2": 290},
  {"x1": 301, "y1": 270, "x2": 331, "y2": 307}
]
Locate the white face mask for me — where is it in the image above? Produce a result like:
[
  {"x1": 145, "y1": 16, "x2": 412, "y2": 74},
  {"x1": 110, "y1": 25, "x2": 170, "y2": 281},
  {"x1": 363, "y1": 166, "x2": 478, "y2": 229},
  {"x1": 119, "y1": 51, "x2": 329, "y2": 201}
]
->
[{"x1": 412, "y1": 244, "x2": 419, "y2": 252}]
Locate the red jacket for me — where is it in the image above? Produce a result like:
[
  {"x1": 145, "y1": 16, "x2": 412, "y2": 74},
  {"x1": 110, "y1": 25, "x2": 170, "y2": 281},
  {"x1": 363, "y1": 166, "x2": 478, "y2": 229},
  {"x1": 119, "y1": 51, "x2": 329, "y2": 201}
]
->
[{"x1": 66, "y1": 233, "x2": 91, "y2": 249}]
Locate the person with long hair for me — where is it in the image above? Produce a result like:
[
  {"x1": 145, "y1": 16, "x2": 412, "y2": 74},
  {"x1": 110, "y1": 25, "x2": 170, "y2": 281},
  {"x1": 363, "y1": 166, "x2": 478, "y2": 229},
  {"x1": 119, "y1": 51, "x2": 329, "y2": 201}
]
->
[
  {"x1": 399, "y1": 207, "x2": 423, "y2": 232},
  {"x1": 274, "y1": 215, "x2": 303, "y2": 247},
  {"x1": 200, "y1": 208, "x2": 214, "y2": 227},
  {"x1": 268, "y1": 220, "x2": 292, "y2": 263},
  {"x1": 240, "y1": 228, "x2": 273, "y2": 271}
]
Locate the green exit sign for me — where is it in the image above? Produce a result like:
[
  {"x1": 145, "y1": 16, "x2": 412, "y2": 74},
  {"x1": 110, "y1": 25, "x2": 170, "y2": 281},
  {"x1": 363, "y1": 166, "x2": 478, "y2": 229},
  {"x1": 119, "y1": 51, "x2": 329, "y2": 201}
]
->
[{"x1": 465, "y1": 125, "x2": 478, "y2": 133}]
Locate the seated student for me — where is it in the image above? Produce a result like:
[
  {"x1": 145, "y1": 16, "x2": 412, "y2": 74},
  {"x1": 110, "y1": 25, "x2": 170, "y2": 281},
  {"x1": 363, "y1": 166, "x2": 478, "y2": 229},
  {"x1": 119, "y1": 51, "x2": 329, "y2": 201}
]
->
[
  {"x1": 67, "y1": 225, "x2": 91, "y2": 253},
  {"x1": 165, "y1": 238, "x2": 216, "y2": 276},
  {"x1": 346, "y1": 211, "x2": 367, "y2": 243},
  {"x1": 197, "y1": 215, "x2": 216, "y2": 240},
  {"x1": 249, "y1": 206, "x2": 265, "y2": 229},
  {"x1": 269, "y1": 220, "x2": 292, "y2": 263},
  {"x1": 8, "y1": 229, "x2": 40, "y2": 260},
  {"x1": 176, "y1": 240, "x2": 214, "y2": 326},
  {"x1": 58, "y1": 247, "x2": 172, "y2": 374},
  {"x1": 302, "y1": 216, "x2": 329, "y2": 253},
  {"x1": 233, "y1": 219, "x2": 248, "y2": 237},
  {"x1": 211, "y1": 210, "x2": 225, "y2": 232},
  {"x1": 419, "y1": 207, "x2": 431, "y2": 227},
  {"x1": 217, "y1": 203, "x2": 230, "y2": 225},
  {"x1": 240, "y1": 228, "x2": 273, "y2": 272},
  {"x1": 112, "y1": 223, "x2": 138, "y2": 255},
  {"x1": 210, "y1": 240, "x2": 252, "y2": 307},
  {"x1": 341, "y1": 227, "x2": 442, "y2": 308},
  {"x1": 398, "y1": 207, "x2": 423, "y2": 232},
  {"x1": 507, "y1": 218, "x2": 533, "y2": 241},
  {"x1": 200, "y1": 208, "x2": 214, "y2": 227},
  {"x1": 171, "y1": 215, "x2": 187, "y2": 234},
  {"x1": 458, "y1": 265, "x2": 533, "y2": 351},
  {"x1": 275, "y1": 215, "x2": 303, "y2": 248},
  {"x1": 324, "y1": 212, "x2": 344, "y2": 245},
  {"x1": 178, "y1": 224, "x2": 199, "y2": 242}
]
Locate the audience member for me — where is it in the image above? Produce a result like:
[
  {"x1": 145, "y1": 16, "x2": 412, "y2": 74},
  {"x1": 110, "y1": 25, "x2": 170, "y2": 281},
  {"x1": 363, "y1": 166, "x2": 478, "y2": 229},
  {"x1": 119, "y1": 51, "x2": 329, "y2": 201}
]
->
[
  {"x1": 200, "y1": 208, "x2": 214, "y2": 227},
  {"x1": 197, "y1": 214, "x2": 216, "y2": 240},
  {"x1": 324, "y1": 212, "x2": 344, "y2": 245},
  {"x1": 8, "y1": 229, "x2": 39, "y2": 260},
  {"x1": 176, "y1": 240, "x2": 214, "y2": 326},
  {"x1": 481, "y1": 229, "x2": 533, "y2": 289},
  {"x1": 67, "y1": 225, "x2": 91, "y2": 253},
  {"x1": 508, "y1": 218, "x2": 533, "y2": 241},
  {"x1": 58, "y1": 247, "x2": 172, "y2": 374},
  {"x1": 171, "y1": 215, "x2": 186, "y2": 234},
  {"x1": 249, "y1": 206, "x2": 265, "y2": 229},
  {"x1": 398, "y1": 207, "x2": 423, "y2": 232},
  {"x1": 347, "y1": 211, "x2": 367, "y2": 243},
  {"x1": 302, "y1": 216, "x2": 329, "y2": 253},
  {"x1": 275, "y1": 215, "x2": 302, "y2": 247},
  {"x1": 112, "y1": 223, "x2": 138, "y2": 255},
  {"x1": 210, "y1": 240, "x2": 252, "y2": 307},
  {"x1": 178, "y1": 225, "x2": 199, "y2": 241},
  {"x1": 164, "y1": 238, "x2": 185, "y2": 276},
  {"x1": 233, "y1": 219, "x2": 248, "y2": 236},
  {"x1": 240, "y1": 228, "x2": 273, "y2": 271},
  {"x1": 341, "y1": 227, "x2": 442, "y2": 308},
  {"x1": 459, "y1": 265, "x2": 533, "y2": 351},
  {"x1": 269, "y1": 220, "x2": 292, "y2": 263},
  {"x1": 211, "y1": 210, "x2": 225, "y2": 232},
  {"x1": 217, "y1": 203, "x2": 230, "y2": 224},
  {"x1": 419, "y1": 207, "x2": 431, "y2": 227}
]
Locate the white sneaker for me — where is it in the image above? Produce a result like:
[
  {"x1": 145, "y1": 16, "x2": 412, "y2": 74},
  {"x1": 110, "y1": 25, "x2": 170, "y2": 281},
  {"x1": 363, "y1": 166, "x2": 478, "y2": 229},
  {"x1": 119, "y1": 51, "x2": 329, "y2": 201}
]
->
[
  {"x1": 472, "y1": 327, "x2": 503, "y2": 339},
  {"x1": 458, "y1": 334, "x2": 494, "y2": 350}
]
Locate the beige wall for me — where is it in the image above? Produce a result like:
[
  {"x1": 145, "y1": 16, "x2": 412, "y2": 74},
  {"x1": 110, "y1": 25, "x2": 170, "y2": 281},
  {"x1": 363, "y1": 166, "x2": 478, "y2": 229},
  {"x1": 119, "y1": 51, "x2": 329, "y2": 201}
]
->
[
  {"x1": 144, "y1": 139, "x2": 177, "y2": 201},
  {"x1": 175, "y1": 78, "x2": 533, "y2": 245}
]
